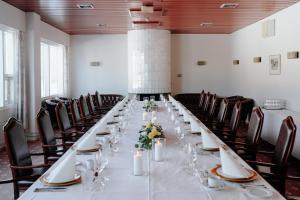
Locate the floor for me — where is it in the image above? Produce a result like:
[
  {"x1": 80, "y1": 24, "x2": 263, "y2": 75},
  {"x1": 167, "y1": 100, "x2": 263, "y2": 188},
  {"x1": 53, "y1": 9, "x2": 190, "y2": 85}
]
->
[{"x1": 0, "y1": 138, "x2": 300, "y2": 200}]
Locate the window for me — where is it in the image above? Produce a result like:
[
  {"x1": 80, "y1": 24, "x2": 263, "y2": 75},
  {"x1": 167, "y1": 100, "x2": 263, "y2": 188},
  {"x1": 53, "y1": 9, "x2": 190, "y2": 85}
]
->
[
  {"x1": 0, "y1": 27, "x2": 16, "y2": 107},
  {"x1": 41, "y1": 41, "x2": 66, "y2": 98}
]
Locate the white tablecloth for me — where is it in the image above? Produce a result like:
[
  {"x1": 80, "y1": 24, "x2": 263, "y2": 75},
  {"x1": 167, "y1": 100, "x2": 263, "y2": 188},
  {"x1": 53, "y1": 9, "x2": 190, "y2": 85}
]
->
[
  {"x1": 262, "y1": 109, "x2": 300, "y2": 159},
  {"x1": 19, "y1": 99, "x2": 285, "y2": 200}
]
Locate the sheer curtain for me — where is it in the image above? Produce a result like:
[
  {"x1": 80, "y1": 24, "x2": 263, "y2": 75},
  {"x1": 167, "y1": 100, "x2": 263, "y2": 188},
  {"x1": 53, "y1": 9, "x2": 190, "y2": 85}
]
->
[{"x1": 14, "y1": 30, "x2": 27, "y2": 129}]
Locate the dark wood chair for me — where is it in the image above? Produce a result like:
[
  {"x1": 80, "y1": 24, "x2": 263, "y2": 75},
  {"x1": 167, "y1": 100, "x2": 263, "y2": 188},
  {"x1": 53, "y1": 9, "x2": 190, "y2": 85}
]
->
[
  {"x1": 202, "y1": 95, "x2": 222, "y2": 123},
  {"x1": 247, "y1": 116, "x2": 297, "y2": 195},
  {"x1": 79, "y1": 95, "x2": 102, "y2": 121},
  {"x1": 227, "y1": 107, "x2": 264, "y2": 160},
  {"x1": 212, "y1": 101, "x2": 242, "y2": 141},
  {"x1": 205, "y1": 98, "x2": 229, "y2": 128},
  {"x1": 93, "y1": 91, "x2": 111, "y2": 114},
  {"x1": 36, "y1": 108, "x2": 67, "y2": 164},
  {"x1": 55, "y1": 102, "x2": 87, "y2": 135},
  {"x1": 3, "y1": 118, "x2": 50, "y2": 199},
  {"x1": 69, "y1": 99, "x2": 96, "y2": 127},
  {"x1": 198, "y1": 93, "x2": 213, "y2": 119},
  {"x1": 86, "y1": 93, "x2": 103, "y2": 117}
]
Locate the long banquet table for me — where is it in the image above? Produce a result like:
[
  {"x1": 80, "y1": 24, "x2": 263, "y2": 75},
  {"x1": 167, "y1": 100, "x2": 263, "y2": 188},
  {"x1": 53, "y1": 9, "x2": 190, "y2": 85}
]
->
[{"x1": 19, "y1": 96, "x2": 285, "y2": 200}]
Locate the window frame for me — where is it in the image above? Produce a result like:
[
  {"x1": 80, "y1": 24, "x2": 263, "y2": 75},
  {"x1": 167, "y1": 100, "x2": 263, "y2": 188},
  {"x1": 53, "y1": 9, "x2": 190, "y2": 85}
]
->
[
  {"x1": 40, "y1": 39, "x2": 66, "y2": 99},
  {"x1": 0, "y1": 24, "x2": 16, "y2": 109}
]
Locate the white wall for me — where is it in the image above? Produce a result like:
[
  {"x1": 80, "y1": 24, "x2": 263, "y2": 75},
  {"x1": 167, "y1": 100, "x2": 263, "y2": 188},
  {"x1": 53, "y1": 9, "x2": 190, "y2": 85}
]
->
[
  {"x1": 0, "y1": 0, "x2": 25, "y2": 31},
  {"x1": 70, "y1": 34, "x2": 231, "y2": 97},
  {"x1": 171, "y1": 34, "x2": 231, "y2": 96},
  {"x1": 229, "y1": 2, "x2": 300, "y2": 112},
  {"x1": 70, "y1": 35, "x2": 128, "y2": 97}
]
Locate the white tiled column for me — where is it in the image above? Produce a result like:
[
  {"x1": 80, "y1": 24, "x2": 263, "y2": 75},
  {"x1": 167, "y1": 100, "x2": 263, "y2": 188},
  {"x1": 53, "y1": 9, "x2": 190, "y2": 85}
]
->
[{"x1": 128, "y1": 29, "x2": 171, "y2": 94}]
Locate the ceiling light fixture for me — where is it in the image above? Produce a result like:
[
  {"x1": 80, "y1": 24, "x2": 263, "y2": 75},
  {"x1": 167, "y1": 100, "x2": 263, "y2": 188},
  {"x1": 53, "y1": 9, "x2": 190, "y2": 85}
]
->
[
  {"x1": 76, "y1": 3, "x2": 94, "y2": 9},
  {"x1": 97, "y1": 23, "x2": 107, "y2": 28},
  {"x1": 220, "y1": 3, "x2": 239, "y2": 9},
  {"x1": 200, "y1": 22, "x2": 213, "y2": 27}
]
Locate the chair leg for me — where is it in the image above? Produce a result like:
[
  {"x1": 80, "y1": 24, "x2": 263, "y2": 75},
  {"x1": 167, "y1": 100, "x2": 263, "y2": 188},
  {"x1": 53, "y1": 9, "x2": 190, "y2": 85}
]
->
[{"x1": 13, "y1": 181, "x2": 19, "y2": 199}]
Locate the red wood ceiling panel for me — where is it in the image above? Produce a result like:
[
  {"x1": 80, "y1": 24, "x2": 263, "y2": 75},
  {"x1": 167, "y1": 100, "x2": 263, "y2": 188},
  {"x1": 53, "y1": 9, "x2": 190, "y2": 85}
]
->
[{"x1": 2, "y1": 0, "x2": 299, "y2": 34}]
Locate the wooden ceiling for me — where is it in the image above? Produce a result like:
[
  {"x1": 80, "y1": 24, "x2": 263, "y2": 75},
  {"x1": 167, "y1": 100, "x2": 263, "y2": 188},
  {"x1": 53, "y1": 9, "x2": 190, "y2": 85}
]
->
[{"x1": 3, "y1": 0, "x2": 299, "y2": 34}]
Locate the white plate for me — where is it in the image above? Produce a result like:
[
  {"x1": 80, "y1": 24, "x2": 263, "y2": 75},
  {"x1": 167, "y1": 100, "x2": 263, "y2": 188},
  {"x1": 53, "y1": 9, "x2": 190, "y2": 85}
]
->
[
  {"x1": 247, "y1": 187, "x2": 273, "y2": 198},
  {"x1": 216, "y1": 167, "x2": 251, "y2": 179}
]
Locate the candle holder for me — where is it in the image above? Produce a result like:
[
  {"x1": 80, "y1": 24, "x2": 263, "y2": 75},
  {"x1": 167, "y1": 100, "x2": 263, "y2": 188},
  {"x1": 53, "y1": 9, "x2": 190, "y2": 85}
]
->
[
  {"x1": 133, "y1": 148, "x2": 148, "y2": 176},
  {"x1": 152, "y1": 138, "x2": 167, "y2": 162}
]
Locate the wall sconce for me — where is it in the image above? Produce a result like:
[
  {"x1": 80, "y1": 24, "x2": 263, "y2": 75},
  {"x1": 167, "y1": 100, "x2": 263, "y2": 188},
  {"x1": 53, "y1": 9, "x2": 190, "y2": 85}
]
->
[
  {"x1": 90, "y1": 61, "x2": 101, "y2": 67},
  {"x1": 197, "y1": 61, "x2": 207, "y2": 66},
  {"x1": 287, "y1": 51, "x2": 299, "y2": 59},
  {"x1": 233, "y1": 60, "x2": 239, "y2": 65},
  {"x1": 253, "y1": 57, "x2": 262, "y2": 63}
]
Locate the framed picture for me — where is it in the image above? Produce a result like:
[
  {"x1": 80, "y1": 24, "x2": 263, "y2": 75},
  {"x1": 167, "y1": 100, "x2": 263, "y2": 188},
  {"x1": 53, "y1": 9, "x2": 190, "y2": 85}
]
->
[{"x1": 269, "y1": 55, "x2": 281, "y2": 75}]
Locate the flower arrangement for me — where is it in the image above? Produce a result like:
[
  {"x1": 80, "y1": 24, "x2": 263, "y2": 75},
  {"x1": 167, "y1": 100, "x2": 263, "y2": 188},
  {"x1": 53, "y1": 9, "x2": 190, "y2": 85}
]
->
[
  {"x1": 135, "y1": 122, "x2": 164, "y2": 149},
  {"x1": 143, "y1": 100, "x2": 157, "y2": 112}
]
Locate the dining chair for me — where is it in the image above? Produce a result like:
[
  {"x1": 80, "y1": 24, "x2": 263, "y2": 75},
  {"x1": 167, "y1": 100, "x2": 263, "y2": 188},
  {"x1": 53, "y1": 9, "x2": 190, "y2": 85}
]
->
[
  {"x1": 226, "y1": 107, "x2": 264, "y2": 160},
  {"x1": 94, "y1": 91, "x2": 111, "y2": 113},
  {"x1": 212, "y1": 101, "x2": 242, "y2": 141},
  {"x1": 247, "y1": 116, "x2": 297, "y2": 195},
  {"x1": 86, "y1": 93, "x2": 103, "y2": 116},
  {"x1": 79, "y1": 95, "x2": 102, "y2": 121},
  {"x1": 69, "y1": 99, "x2": 96, "y2": 127},
  {"x1": 198, "y1": 93, "x2": 213, "y2": 119},
  {"x1": 202, "y1": 94, "x2": 222, "y2": 123},
  {"x1": 205, "y1": 98, "x2": 229, "y2": 129},
  {"x1": 3, "y1": 118, "x2": 50, "y2": 199},
  {"x1": 55, "y1": 102, "x2": 88, "y2": 134},
  {"x1": 36, "y1": 108, "x2": 67, "y2": 164}
]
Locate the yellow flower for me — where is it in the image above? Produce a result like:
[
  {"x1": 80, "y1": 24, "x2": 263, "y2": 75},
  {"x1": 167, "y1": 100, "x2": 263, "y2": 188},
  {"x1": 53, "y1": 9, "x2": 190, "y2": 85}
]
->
[
  {"x1": 148, "y1": 132, "x2": 155, "y2": 139},
  {"x1": 146, "y1": 122, "x2": 152, "y2": 129}
]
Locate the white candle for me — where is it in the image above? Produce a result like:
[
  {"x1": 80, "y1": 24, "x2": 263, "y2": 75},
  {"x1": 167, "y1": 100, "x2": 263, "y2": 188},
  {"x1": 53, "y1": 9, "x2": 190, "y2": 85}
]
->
[
  {"x1": 142, "y1": 112, "x2": 147, "y2": 121},
  {"x1": 151, "y1": 116, "x2": 157, "y2": 124},
  {"x1": 155, "y1": 140, "x2": 163, "y2": 161},
  {"x1": 152, "y1": 110, "x2": 156, "y2": 118},
  {"x1": 133, "y1": 151, "x2": 143, "y2": 175}
]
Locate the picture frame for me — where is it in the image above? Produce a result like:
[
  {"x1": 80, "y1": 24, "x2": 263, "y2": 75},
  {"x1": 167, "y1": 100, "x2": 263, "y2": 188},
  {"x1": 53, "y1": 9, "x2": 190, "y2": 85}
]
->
[{"x1": 269, "y1": 54, "x2": 281, "y2": 75}]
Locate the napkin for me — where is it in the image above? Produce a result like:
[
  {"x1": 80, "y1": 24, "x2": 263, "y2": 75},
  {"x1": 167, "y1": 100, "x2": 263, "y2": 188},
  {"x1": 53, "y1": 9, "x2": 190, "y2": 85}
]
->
[
  {"x1": 77, "y1": 132, "x2": 96, "y2": 150},
  {"x1": 219, "y1": 146, "x2": 250, "y2": 178},
  {"x1": 190, "y1": 118, "x2": 203, "y2": 133},
  {"x1": 47, "y1": 151, "x2": 76, "y2": 183},
  {"x1": 202, "y1": 131, "x2": 219, "y2": 149}
]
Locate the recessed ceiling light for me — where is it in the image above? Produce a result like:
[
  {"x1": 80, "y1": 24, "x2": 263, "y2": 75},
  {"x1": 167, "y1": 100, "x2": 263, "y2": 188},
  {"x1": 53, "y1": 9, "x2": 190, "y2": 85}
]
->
[
  {"x1": 200, "y1": 22, "x2": 213, "y2": 27},
  {"x1": 97, "y1": 23, "x2": 107, "y2": 28},
  {"x1": 76, "y1": 3, "x2": 94, "y2": 9},
  {"x1": 220, "y1": 3, "x2": 239, "y2": 9}
]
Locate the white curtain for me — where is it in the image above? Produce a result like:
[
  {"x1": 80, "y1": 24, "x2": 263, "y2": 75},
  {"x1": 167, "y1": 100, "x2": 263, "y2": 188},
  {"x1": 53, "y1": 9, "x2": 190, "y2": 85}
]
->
[
  {"x1": 14, "y1": 30, "x2": 27, "y2": 129},
  {"x1": 63, "y1": 45, "x2": 69, "y2": 97}
]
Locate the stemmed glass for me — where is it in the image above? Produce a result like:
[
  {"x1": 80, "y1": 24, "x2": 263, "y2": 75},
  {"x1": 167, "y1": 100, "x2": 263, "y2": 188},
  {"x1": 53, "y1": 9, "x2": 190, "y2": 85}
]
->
[{"x1": 175, "y1": 126, "x2": 185, "y2": 147}]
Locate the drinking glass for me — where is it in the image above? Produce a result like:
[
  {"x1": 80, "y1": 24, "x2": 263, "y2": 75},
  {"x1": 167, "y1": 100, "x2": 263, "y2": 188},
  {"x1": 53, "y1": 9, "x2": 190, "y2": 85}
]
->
[{"x1": 150, "y1": 96, "x2": 155, "y2": 101}]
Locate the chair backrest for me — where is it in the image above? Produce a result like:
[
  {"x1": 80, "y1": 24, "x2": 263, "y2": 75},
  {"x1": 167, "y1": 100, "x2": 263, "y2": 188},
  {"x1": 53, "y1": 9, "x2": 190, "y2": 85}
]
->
[
  {"x1": 198, "y1": 90, "x2": 205, "y2": 108},
  {"x1": 246, "y1": 107, "x2": 264, "y2": 145},
  {"x1": 86, "y1": 93, "x2": 96, "y2": 113},
  {"x1": 3, "y1": 118, "x2": 33, "y2": 177},
  {"x1": 228, "y1": 101, "x2": 242, "y2": 133},
  {"x1": 240, "y1": 99, "x2": 255, "y2": 123},
  {"x1": 79, "y1": 95, "x2": 91, "y2": 118},
  {"x1": 207, "y1": 94, "x2": 217, "y2": 118},
  {"x1": 70, "y1": 99, "x2": 81, "y2": 124},
  {"x1": 36, "y1": 108, "x2": 57, "y2": 153},
  {"x1": 55, "y1": 102, "x2": 72, "y2": 131},
  {"x1": 216, "y1": 98, "x2": 229, "y2": 123},
  {"x1": 273, "y1": 116, "x2": 297, "y2": 167},
  {"x1": 202, "y1": 92, "x2": 212, "y2": 113},
  {"x1": 94, "y1": 91, "x2": 101, "y2": 107}
]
